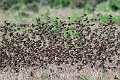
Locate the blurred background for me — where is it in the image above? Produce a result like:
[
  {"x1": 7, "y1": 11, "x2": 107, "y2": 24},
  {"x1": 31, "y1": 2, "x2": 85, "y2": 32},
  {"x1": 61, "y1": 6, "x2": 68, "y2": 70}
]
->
[
  {"x1": 0, "y1": 0, "x2": 120, "y2": 11},
  {"x1": 0, "y1": 0, "x2": 120, "y2": 24}
]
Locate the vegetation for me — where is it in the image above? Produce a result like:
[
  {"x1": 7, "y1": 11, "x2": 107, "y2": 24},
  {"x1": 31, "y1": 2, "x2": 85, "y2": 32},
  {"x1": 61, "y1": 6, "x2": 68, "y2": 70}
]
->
[
  {"x1": 102, "y1": 67, "x2": 107, "y2": 76},
  {"x1": 0, "y1": 0, "x2": 120, "y2": 12},
  {"x1": 41, "y1": 73, "x2": 50, "y2": 80},
  {"x1": 0, "y1": 0, "x2": 18, "y2": 10},
  {"x1": 26, "y1": 2, "x2": 39, "y2": 13},
  {"x1": 109, "y1": 0, "x2": 120, "y2": 11},
  {"x1": 50, "y1": 0, "x2": 70, "y2": 8},
  {"x1": 77, "y1": 76, "x2": 88, "y2": 80},
  {"x1": 70, "y1": 0, "x2": 87, "y2": 9},
  {"x1": 15, "y1": 78, "x2": 18, "y2": 80}
]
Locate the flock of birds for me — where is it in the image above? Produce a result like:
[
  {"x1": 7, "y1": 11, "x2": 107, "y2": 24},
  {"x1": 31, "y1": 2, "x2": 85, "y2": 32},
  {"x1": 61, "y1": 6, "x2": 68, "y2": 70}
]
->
[{"x1": 0, "y1": 14, "x2": 120, "y2": 72}]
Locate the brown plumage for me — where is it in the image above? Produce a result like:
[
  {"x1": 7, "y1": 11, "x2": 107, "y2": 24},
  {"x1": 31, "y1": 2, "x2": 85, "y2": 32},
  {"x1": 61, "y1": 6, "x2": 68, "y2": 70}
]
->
[{"x1": 0, "y1": 15, "x2": 119, "y2": 72}]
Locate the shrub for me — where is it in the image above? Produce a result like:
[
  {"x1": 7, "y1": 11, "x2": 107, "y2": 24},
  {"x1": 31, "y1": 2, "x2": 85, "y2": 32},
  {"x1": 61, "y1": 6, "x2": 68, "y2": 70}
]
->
[
  {"x1": 26, "y1": 2, "x2": 39, "y2": 13},
  {"x1": 20, "y1": 0, "x2": 35, "y2": 4},
  {"x1": 50, "y1": 0, "x2": 70, "y2": 9},
  {"x1": 18, "y1": 11, "x2": 29, "y2": 17},
  {"x1": 11, "y1": 3, "x2": 24, "y2": 10},
  {"x1": 0, "y1": 0, "x2": 18, "y2": 10},
  {"x1": 96, "y1": 1, "x2": 110, "y2": 11},
  {"x1": 70, "y1": 0, "x2": 87, "y2": 8},
  {"x1": 88, "y1": 0, "x2": 107, "y2": 7},
  {"x1": 109, "y1": 0, "x2": 120, "y2": 11},
  {"x1": 0, "y1": 0, "x2": 40, "y2": 11},
  {"x1": 84, "y1": 2, "x2": 94, "y2": 13}
]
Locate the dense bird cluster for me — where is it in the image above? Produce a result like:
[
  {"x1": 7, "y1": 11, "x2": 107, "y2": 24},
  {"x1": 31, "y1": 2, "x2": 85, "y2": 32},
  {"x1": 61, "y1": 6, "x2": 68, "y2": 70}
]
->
[{"x1": 0, "y1": 14, "x2": 120, "y2": 72}]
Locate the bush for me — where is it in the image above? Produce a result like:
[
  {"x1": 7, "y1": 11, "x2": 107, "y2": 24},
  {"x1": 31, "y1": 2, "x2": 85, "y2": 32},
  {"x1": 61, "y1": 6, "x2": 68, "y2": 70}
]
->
[
  {"x1": 109, "y1": 0, "x2": 120, "y2": 11},
  {"x1": 11, "y1": 3, "x2": 24, "y2": 10},
  {"x1": 0, "y1": 0, "x2": 40, "y2": 10},
  {"x1": 20, "y1": 0, "x2": 40, "y2": 4},
  {"x1": 18, "y1": 11, "x2": 29, "y2": 17},
  {"x1": 50, "y1": 0, "x2": 70, "y2": 9},
  {"x1": 88, "y1": 0, "x2": 107, "y2": 7},
  {"x1": 84, "y1": 2, "x2": 94, "y2": 13},
  {"x1": 0, "y1": 0, "x2": 18, "y2": 10},
  {"x1": 26, "y1": 2, "x2": 39, "y2": 13},
  {"x1": 70, "y1": 0, "x2": 87, "y2": 8},
  {"x1": 96, "y1": 1, "x2": 110, "y2": 11},
  {"x1": 40, "y1": 0, "x2": 51, "y2": 5}
]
